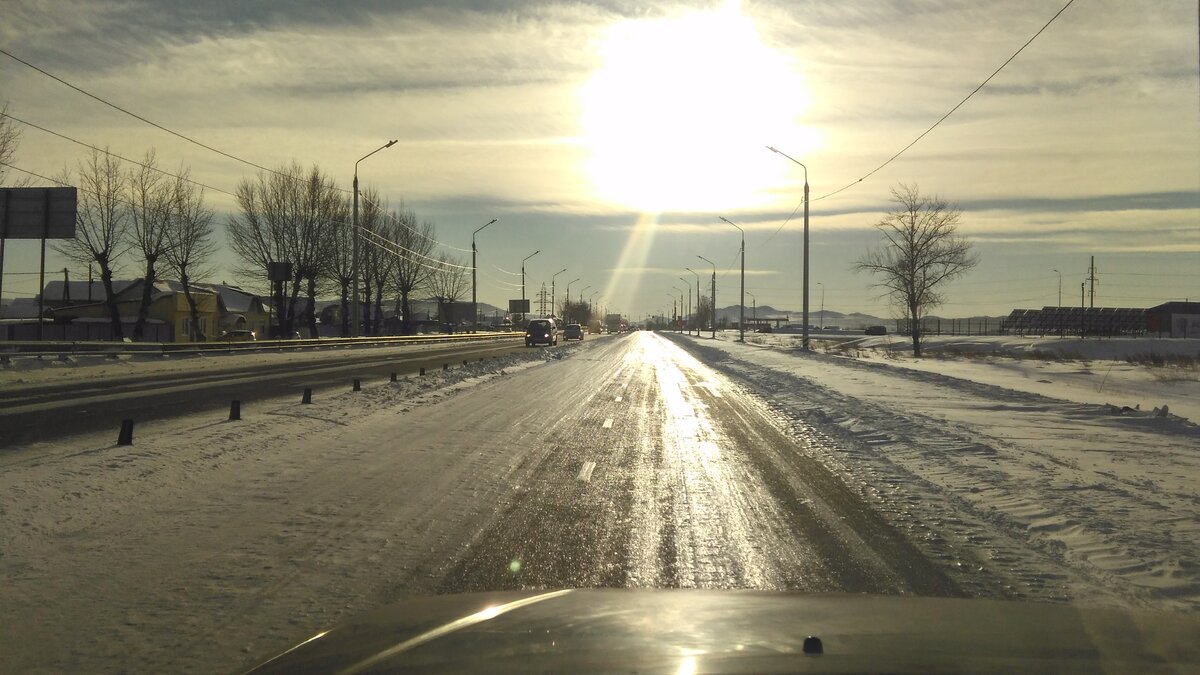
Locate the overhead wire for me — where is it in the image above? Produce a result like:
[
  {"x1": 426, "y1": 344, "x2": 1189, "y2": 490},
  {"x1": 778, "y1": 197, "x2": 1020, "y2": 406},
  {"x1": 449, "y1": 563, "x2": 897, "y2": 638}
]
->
[
  {"x1": 1, "y1": 47, "x2": 474, "y2": 256},
  {"x1": 2, "y1": 112, "x2": 237, "y2": 198},
  {"x1": 760, "y1": 0, "x2": 1078, "y2": 246}
]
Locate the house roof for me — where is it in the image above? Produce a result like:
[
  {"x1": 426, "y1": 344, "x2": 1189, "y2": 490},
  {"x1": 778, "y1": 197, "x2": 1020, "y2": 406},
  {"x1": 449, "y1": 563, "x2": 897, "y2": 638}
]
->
[{"x1": 42, "y1": 279, "x2": 137, "y2": 302}]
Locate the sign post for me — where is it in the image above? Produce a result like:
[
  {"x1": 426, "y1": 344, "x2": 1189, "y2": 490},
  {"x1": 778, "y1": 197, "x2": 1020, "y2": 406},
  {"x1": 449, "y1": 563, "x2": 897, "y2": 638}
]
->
[{"x1": 0, "y1": 187, "x2": 77, "y2": 334}]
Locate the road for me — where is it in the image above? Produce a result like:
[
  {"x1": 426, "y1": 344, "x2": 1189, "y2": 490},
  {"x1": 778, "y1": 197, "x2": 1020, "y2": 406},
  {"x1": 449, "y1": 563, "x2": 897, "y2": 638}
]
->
[
  {"x1": 0, "y1": 331, "x2": 958, "y2": 674},
  {"x1": 0, "y1": 336, "x2": 526, "y2": 447}
]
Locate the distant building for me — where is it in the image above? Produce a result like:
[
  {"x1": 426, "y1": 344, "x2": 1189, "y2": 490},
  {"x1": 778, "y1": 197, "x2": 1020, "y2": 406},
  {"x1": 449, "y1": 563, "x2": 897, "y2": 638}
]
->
[{"x1": 1147, "y1": 302, "x2": 1200, "y2": 338}]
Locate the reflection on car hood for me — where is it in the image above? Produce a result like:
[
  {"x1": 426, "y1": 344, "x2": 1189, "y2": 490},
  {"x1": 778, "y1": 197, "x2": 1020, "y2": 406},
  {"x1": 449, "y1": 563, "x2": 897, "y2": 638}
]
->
[{"x1": 240, "y1": 589, "x2": 1199, "y2": 674}]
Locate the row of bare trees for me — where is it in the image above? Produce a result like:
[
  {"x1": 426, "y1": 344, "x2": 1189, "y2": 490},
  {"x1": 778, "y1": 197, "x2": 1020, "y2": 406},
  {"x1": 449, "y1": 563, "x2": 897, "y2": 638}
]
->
[
  {"x1": 52, "y1": 149, "x2": 217, "y2": 341},
  {"x1": 226, "y1": 162, "x2": 467, "y2": 337}
]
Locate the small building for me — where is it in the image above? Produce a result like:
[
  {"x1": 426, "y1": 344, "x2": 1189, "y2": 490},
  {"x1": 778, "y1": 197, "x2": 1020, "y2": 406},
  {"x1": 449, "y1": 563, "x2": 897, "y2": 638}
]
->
[{"x1": 1147, "y1": 302, "x2": 1200, "y2": 338}]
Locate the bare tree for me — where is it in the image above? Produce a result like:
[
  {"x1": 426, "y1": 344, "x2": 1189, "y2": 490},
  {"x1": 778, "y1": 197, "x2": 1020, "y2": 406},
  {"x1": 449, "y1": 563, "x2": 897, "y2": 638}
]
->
[
  {"x1": 0, "y1": 103, "x2": 29, "y2": 186},
  {"x1": 163, "y1": 170, "x2": 215, "y2": 341},
  {"x1": 227, "y1": 163, "x2": 341, "y2": 338},
  {"x1": 427, "y1": 254, "x2": 468, "y2": 329},
  {"x1": 128, "y1": 150, "x2": 174, "y2": 340},
  {"x1": 54, "y1": 148, "x2": 131, "y2": 338},
  {"x1": 321, "y1": 193, "x2": 355, "y2": 336},
  {"x1": 390, "y1": 206, "x2": 437, "y2": 335},
  {"x1": 855, "y1": 183, "x2": 978, "y2": 357},
  {"x1": 357, "y1": 189, "x2": 389, "y2": 336}
]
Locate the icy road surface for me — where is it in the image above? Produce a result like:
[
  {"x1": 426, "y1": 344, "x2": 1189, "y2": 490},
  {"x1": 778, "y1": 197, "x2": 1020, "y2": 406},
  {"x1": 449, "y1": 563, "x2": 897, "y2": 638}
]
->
[{"x1": 1, "y1": 331, "x2": 1196, "y2": 673}]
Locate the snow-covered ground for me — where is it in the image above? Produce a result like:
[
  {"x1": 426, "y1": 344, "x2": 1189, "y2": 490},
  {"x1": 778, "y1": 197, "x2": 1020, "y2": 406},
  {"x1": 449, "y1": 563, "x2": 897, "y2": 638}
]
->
[
  {"x1": 2, "y1": 332, "x2": 1197, "y2": 672},
  {"x1": 675, "y1": 331, "x2": 1200, "y2": 612}
]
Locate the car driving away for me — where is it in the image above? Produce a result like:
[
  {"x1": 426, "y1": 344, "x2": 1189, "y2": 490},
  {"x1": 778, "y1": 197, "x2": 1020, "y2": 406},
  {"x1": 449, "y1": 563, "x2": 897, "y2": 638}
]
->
[
  {"x1": 563, "y1": 323, "x2": 584, "y2": 341},
  {"x1": 525, "y1": 318, "x2": 558, "y2": 346},
  {"x1": 214, "y1": 329, "x2": 256, "y2": 342}
]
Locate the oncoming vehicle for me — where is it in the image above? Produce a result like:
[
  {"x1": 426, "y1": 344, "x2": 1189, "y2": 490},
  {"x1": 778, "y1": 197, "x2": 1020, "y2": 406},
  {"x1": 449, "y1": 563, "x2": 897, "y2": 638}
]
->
[
  {"x1": 564, "y1": 323, "x2": 584, "y2": 341},
  {"x1": 215, "y1": 330, "x2": 256, "y2": 342},
  {"x1": 525, "y1": 318, "x2": 558, "y2": 346}
]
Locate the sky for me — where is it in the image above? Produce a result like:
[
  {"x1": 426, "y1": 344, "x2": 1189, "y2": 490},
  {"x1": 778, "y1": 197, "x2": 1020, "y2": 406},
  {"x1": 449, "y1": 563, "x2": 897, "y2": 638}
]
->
[{"x1": 1, "y1": 0, "x2": 1197, "y2": 321}]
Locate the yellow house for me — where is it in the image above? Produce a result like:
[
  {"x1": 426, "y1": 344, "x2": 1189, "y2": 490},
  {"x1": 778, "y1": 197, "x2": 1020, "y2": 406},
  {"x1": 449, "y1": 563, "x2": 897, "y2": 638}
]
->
[{"x1": 114, "y1": 280, "x2": 220, "y2": 342}]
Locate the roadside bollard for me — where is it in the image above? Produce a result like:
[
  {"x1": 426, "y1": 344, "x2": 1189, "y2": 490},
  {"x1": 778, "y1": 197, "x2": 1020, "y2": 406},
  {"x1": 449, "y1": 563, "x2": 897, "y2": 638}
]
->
[
  {"x1": 302, "y1": 388, "x2": 313, "y2": 404},
  {"x1": 229, "y1": 400, "x2": 241, "y2": 421},
  {"x1": 353, "y1": 379, "x2": 361, "y2": 392},
  {"x1": 390, "y1": 372, "x2": 398, "y2": 382},
  {"x1": 117, "y1": 419, "x2": 134, "y2": 446},
  {"x1": 419, "y1": 367, "x2": 426, "y2": 376}
]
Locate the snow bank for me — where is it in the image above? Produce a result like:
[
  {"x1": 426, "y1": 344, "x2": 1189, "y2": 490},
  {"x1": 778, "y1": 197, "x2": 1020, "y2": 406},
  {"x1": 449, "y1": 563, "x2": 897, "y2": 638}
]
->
[{"x1": 671, "y1": 333, "x2": 1200, "y2": 613}]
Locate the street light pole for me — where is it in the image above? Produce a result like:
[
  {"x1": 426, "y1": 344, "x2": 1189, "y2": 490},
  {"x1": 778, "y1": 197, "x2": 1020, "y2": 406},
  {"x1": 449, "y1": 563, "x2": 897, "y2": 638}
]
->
[
  {"x1": 767, "y1": 145, "x2": 810, "y2": 350},
  {"x1": 679, "y1": 277, "x2": 691, "y2": 334},
  {"x1": 673, "y1": 285, "x2": 686, "y2": 332},
  {"x1": 521, "y1": 250, "x2": 540, "y2": 320},
  {"x1": 818, "y1": 281, "x2": 824, "y2": 329},
  {"x1": 471, "y1": 218, "x2": 498, "y2": 332},
  {"x1": 746, "y1": 291, "x2": 756, "y2": 325},
  {"x1": 352, "y1": 139, "x2": 397, "y2": 337},
  {"x1": 564, "y1": 278, "x2": 579, "y2": 322},
  {"x1": 685, "y1": 268, "x2": 701, "y2": 336},
  {"x1": 580, "y1": 284, "x2": 591, "y2": 305},
  {"x1": 698, "y1": 255, "x2": 716, "y2": 339},
  {"x1": 719, "y1": 216, "x2": 746, "y2": 342},
  {"x1": 551, "y1": 268, "x2": 567, "y2": 318}
]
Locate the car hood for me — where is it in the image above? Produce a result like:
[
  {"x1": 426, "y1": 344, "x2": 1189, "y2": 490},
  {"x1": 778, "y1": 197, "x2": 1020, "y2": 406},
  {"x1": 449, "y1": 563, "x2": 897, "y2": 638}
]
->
[{"x1": 240, "y1": 589, "x2": 1199, "y2": 674}]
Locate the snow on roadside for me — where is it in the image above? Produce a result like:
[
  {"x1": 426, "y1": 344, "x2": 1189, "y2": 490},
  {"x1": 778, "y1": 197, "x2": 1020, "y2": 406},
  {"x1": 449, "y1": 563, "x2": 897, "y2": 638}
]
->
[
  {"x1": 741, "y1": 332, "x2": 1200, "y2": 423},
  {"x1": 670, "y1": 333, "x2": 1200, "y2": 613},
  {"x1": 0, "y1": 341, "x2": 589, "y2": 673}
]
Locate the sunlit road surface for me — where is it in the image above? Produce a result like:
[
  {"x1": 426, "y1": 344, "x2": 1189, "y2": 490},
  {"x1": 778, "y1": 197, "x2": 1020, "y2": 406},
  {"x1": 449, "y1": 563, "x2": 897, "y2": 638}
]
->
[
  {"x1": 0, "y1": 331, "x2": 957, "y2": 674},
  {"x1": 439, "y1": 331, "x2": 957, "y2": 595}
]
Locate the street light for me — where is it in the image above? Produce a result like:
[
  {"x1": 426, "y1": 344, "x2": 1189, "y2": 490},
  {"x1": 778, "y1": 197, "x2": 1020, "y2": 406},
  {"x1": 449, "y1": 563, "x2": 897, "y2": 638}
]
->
[
  {"x1": 697, "y1": 255, "x2": 716, "y2": 339},
  {"x1": 746, "y1": 291, "x2": 756, "y2": 325},
  {"x1": 521, "y1": 250, "x2": 540, "y2": 319},
  {"x1": 719, "y1": 216, "x2": 746, "y2": 342},
  {"x1": 673, "y1": 285, "x2": 686, "y2": 332},
  {"x1": 678, "y1": 277, "x2": 691, "y2": 334},
  {"x1": 471, "y1": 218, "x2": 498, "y2": 331},
  {"x1": 766, "y1": 145, "x2": 810, "y2": 350},
  {"x1": 564, "y1": 277, "x2": 580, "y2": 322},
  {"x1": 580, "y1": 284, "x2": 591, "y2": 305},
  {"x1": 551, "y1": 268, "x2": 568, "y2": 318},
  {"x1": 685, "y1": 268, "x2": 701, "y2": 336},
  {"x1": 818, "y1": 281, "x2": 825, "y2": 329},
  {"x1": 1053, "y1": 268, "x2": 1062, "y2": 338},
  {"x1": 352, "y1": 139, "x2": 397, "y2": 337}
]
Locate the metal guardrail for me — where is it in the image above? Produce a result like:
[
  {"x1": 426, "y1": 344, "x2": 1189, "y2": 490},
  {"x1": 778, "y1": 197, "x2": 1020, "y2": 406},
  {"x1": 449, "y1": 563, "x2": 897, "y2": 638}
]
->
[{"x1": 0, "y1": 332, "x2": 524, "y2": 360}]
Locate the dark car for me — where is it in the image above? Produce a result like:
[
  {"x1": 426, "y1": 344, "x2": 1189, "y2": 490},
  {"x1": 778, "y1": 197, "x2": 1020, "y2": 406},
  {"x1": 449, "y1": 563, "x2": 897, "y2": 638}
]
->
[
  {"x1": 525, "y1": 319, "x2": 558, "y2": 346},
  {"x1": 563, "y1": 323, "x2": 584, "y2": 341},
  {"x1": 865, "y1": 325, "x2": 888, "y2": 335}
]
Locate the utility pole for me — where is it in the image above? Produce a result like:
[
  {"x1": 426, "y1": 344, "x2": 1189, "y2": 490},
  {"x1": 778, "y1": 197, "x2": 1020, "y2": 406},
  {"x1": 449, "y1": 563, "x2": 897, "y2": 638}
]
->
[
  {"x1": 471, "y1": 218, "x2": 498, "y2": 333},
  {"x1": 1087, "y1": 256, "x2": 1097, "y2": 308}
]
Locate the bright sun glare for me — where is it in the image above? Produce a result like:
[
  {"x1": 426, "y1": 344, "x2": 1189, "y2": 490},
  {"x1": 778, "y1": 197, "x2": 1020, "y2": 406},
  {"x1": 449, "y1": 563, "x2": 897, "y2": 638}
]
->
[{"x1": 580, "y1": 1, "x2": 814, "y2": 214}]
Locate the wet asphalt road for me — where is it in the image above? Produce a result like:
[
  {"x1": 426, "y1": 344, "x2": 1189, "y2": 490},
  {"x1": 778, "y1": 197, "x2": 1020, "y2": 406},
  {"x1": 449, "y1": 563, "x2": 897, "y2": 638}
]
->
[
  {"x1": 0, "y1": 330, "x2": 959, "y2": 673},
  {"x1": 433, "y1": 331, "x2": 959, "y2": 596}
]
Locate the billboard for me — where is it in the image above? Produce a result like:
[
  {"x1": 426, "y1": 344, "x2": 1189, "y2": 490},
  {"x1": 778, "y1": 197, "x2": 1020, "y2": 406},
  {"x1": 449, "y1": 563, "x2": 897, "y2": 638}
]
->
[
  {"x1": 508, "y1": 299, "x2": 530, "y2": 313},
  {"x1": 0, "y1": 187, "x2": 77, "y2": 239}
]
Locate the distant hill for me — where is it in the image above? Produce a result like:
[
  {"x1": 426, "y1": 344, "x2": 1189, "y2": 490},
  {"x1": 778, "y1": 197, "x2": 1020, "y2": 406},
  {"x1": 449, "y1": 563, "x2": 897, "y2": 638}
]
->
[{"x1": 716, "y1": 305, "x2": 885, "y2": 328}]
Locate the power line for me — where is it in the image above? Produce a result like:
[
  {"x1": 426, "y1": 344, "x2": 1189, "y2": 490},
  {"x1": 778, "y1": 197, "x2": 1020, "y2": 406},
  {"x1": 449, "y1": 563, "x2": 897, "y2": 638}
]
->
[
  {"x1": 1, "y1": 49, "x2": 475, "y2": 257},
  {"x1": 0, "y1": 47, "x2": 295, "y2": 182},
  {"x1": 813, "y1": 0, "x2": 1078, "y2": 202},
  {"x1": 2, "y1": 112, "x2": 236, "y2": 197}
]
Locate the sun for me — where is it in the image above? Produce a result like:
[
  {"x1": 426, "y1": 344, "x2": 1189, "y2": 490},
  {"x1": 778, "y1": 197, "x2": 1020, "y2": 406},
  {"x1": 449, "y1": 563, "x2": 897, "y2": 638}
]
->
[{"x1": 580, "y1": 1, "x2": 814, "y2": 214}]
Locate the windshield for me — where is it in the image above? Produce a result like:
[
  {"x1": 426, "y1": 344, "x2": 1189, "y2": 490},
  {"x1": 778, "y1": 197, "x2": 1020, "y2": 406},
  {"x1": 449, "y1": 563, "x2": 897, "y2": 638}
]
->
[{"x1": 1, "y1": 1, "x2": 1197, "y2": 673}]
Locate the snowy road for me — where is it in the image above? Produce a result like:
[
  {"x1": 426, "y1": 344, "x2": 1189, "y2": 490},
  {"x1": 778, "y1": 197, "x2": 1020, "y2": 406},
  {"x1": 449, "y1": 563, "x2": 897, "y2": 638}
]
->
[
  {"x1": 1, "y1": 331, "x2": 955, "y2": 674},
  {"x1": 2, "y1": 330, "x2": 1195, "y2": 674}
]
